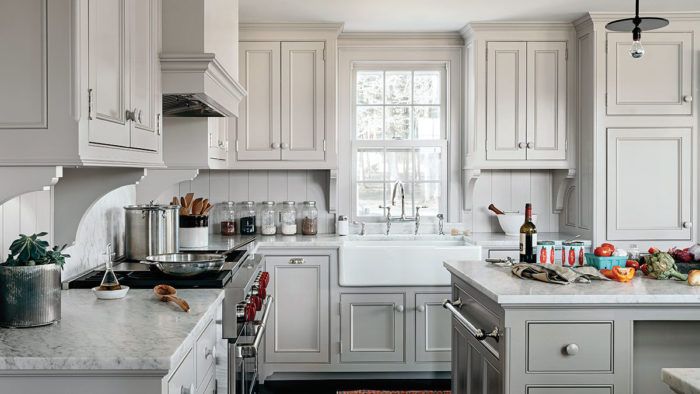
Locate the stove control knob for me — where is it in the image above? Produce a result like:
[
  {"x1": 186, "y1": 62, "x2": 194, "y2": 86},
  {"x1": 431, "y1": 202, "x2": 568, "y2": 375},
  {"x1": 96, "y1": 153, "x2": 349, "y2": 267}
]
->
[{"x1": 245, "y1": 302, "x2": 257, "y2": 322}]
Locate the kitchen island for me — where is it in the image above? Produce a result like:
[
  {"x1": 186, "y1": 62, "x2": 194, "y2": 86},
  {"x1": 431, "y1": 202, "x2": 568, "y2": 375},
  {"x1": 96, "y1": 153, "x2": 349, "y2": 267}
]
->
[
  {"x1": 443, "y1": 261, "x2": 700, "y2": 394},
  {"x1": 0, "y1": 289, "x2": 224, "y2": 394}
]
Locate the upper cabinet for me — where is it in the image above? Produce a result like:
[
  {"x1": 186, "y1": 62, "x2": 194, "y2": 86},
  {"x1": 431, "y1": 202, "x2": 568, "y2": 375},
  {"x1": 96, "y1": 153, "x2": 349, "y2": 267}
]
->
[
  {"x1": 463, "y1": 23, "x2": 574, "y2": 171},
  {"x1": 0, "y1": 0, "x2": 163, "y2": 167},
  {"x1": 607, "y1": 32, "x2": 693, "y2": 115},
  {"x1": 233, "y1": 23, "x2": 341, "y2": 170}
]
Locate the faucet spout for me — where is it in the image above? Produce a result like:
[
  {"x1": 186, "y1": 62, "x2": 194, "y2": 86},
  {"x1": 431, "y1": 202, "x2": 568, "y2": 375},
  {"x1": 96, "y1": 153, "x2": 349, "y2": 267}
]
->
[{"x1": 391, "y1": 180, "x2": 406, "y2": 219}]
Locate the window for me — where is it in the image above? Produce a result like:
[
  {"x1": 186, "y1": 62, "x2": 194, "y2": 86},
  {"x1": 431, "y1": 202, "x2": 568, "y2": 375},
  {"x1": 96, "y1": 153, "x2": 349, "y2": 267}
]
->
[{"x1": 352, "y1": 64, "x2": 448, "y2": 220}]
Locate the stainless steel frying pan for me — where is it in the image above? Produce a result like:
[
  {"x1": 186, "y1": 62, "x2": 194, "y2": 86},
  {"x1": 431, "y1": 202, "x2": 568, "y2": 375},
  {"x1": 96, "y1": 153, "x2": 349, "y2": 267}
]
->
[{"x1": 143, "y1": 253, "x2": 225, "y2": 277}]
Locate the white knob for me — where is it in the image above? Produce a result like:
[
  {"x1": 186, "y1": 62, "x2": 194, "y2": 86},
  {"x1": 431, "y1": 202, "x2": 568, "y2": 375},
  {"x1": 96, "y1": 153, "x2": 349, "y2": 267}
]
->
[
  {"x1": 181, "y1": 384, "x2": 194, "y2": 394},
  {"x1": 417, "y1": 305, "x2": 425, "y2": 312},
  {"x1": 271, "y1": 142, "x2": 279, "y2": 149},
  {"x1": 683, "y1": 221, "x2": 693, "y2": 229},
  {"x1": 684, "y1": 95, "x2": 693, "y2": 103},
  {"x1": 395, "y1": 305, "x2": 404, "y2": 313},
  {"x1": 518, "y1": 142, "x2": 525, "y2": 149},
  {"x1": 280, "y1": 142, "x2": 289, "y2": 150},
  {"x1": 526, "y1": 142, "x2": 534, "y2": 149},
  {"x1": 564, "y1": 343, "x2": 579, "y2": 355}
]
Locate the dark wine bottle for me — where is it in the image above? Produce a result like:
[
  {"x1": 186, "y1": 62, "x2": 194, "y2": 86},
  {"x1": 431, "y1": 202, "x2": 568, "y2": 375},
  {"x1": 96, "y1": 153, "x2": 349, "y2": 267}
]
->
[{"x1": 519, "y1": 203, "x2": 537, "y2": 263}]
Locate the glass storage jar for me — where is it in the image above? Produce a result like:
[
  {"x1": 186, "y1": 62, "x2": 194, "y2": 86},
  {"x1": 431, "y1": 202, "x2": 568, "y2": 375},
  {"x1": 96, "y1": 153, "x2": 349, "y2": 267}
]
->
[
  {"x1": 279, "y1": 201, "x2": 297, "y2": 235},
  {"x1": 238, "y1": 201, "x2": 256, "y2": 235},
  {"x1": 260, "y1": 201, "x2": 277, "y2": 235},
  {"x1": 301, "y1": 201, "x2": 318, "y2": 235},
  {"x1": 216, "y1": 201, "x2": 237, "y2": 236}
]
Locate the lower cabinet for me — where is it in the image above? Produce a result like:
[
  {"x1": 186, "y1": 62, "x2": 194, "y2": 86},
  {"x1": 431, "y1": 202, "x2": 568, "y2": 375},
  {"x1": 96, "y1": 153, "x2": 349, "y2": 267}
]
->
[
  {"x1": 452, "y1": 318, "x2": 502, "y2": 394},
  {"x1": 340, "y1": 293, "x2": 406, "y2": 363},
  {"x1": 415, "y1": 293, "x2": 452, "y2": 362}
]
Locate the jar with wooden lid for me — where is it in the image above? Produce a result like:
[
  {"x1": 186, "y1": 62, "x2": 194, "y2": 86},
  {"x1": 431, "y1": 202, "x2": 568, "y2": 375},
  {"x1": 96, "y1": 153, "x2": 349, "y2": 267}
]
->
[
  {"x1": 280, "y1": 201, "x2": 297, "y2": 235},
  {"x1": 302, "y1": 201, "x2": 318, "y2": 235}
]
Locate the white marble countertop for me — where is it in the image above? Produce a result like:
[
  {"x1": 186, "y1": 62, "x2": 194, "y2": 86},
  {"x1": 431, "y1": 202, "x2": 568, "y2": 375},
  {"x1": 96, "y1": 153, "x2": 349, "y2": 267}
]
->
[
  {"x1": 443, "y1": 261, "x2": 700, "y2": 305},
  {"x1": 663, "y1": 368, "x2": 700, "y2": 394},
  {"x1": 467, "y1": 232, "x2": 591, "y2": 248},
  {"x1": 0, "y1": 289, "x2": 224, "y2": 371}
]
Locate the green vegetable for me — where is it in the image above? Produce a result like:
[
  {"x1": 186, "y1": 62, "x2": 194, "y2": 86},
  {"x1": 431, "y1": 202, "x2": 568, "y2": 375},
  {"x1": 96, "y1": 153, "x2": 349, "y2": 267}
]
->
[
  {"x1": 643, "y1": 250, "x2": 687, "y2": 281},
  {"x1": 2, "y1": 233, "x2": 69, "y2": 269}
]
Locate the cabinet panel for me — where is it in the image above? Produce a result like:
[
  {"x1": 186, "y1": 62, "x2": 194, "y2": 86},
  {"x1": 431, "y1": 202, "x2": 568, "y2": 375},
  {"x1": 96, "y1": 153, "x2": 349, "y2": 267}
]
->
[
  {"x1": 265, "y1": 255, "x2": 329, "y2": 363},
  {"x1": 527, "y1": 322, "x2": 613, "y2": 372},
  {"x1": 526, "y1": 42, "x2": 566, "y2": 160},
  {"x1": 167, "y1": 348, "x2": 195, "y2": 394},
  {"x1": 88, "y1": 0, "x2": 130, "y2": 147},
  {"x1": 607, "y1": 32, "x2": 693, "y2": 115},
  {"x1": 415, "y1": 293, "x2": 451, "y2": 362},
  {"x1": 208, "y1": 117, "x2": 228, "y2": 161},
  {"x1": 340, "y1": 293, "x2": 405, "y2": 363},
  {"x1": 486, "y1": 42, "x2": 527, "y2": 160},
  {"x1": 452, "y1": 318, "x2": 502, "y2": 394},
  {"x1": 0, "y1": 0, "x2": 47, "y2": 129},
  {"x1": 607, "y1": 128, "x2": 692, "y2": 240},
  {"x1": 527, "y1": 387, "x2": 611, "y2": 394},
  {"x1": 238, "y1": 42, "x2": 281, "y2": 161},
  {"x1": 129, "y1": 0, "x2": 159, "y2": 151},
  {"x1": 281, "y1": 42, "x2": 325, "y2": 161}
]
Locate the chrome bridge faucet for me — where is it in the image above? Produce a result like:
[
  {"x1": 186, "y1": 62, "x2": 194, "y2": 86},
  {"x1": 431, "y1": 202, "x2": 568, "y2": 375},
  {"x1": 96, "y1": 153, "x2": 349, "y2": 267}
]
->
[{"x1": 379, "y1": 180, "x2": 428, "y2": 235}]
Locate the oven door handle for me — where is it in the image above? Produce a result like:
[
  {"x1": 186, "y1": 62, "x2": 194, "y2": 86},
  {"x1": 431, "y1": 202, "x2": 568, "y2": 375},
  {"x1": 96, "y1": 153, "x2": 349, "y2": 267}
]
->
[{"x1": 236, "y1": 295, "x2": 273, "y2": 358}]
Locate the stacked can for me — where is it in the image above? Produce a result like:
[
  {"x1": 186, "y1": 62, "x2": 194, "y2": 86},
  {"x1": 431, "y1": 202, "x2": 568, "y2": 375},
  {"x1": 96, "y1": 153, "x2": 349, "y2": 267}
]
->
[
  {"x1": 536, "y1": 241, "x2": 556, "y2": 265},
  {"x1": 561, "y1": 241, "x2": 586, "y2": 267}
]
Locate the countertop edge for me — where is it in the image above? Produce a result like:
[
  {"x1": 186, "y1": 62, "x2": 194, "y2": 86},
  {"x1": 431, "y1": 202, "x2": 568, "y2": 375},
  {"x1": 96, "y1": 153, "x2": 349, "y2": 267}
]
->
[{"x1": 663, "y1": 368, "x2": 700, "y2": 394}]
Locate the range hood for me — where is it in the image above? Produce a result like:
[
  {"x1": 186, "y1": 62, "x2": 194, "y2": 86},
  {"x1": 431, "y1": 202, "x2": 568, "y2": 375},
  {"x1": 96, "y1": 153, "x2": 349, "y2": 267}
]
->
[{"x1": 161, "y1": 0, "x2": 246, "y2": 117}]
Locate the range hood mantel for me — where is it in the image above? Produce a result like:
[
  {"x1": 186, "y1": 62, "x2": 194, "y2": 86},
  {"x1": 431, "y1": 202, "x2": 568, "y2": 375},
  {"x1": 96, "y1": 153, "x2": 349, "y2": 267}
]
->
[{"x1": 161, "y1": 53, "x2": 246, "y2": 117}]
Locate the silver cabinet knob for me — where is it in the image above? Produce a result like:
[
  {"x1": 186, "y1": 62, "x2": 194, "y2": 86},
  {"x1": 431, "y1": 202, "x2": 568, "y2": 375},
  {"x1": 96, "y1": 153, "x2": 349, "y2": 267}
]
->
[
  {"x1": 683, "y1": 221, "x2": 693, "y2": 229},
  {"x1": 416, "y1": 305, "x2": 425, "y2": 312},
  {"x1": 564, "y1": 343, "x2": 579, "y2": 356},
  {"x1": 137, "y1": 109, "x2": 142, "y2": 123},
  {"x1": 518, "y1": 142, "x2": 525, "y2": 149},
  {"x1": 280, "y1": 142, "x2": 289, "y2": 150},
  {"x1": 181, "y1": 384, "x2": 194, "y2": 394},
  {"x1": 204, "y1": 346, "x2": 214, "y2": 359},
  {"x1": 526, "y1": 142, "x2": 533, "y2": 149},
  {"x1": 289, "y1": 258, "x2": 305, "y2": 265},
  {"x1": 395, "y1": 305, "x2": 404, "y2": 313},
  {"x1": 684, "y1": 95, "x2": 693, "y2": 103},
  {"x1": 271, "y1": 142, "x2": 280, "y2": 149}
]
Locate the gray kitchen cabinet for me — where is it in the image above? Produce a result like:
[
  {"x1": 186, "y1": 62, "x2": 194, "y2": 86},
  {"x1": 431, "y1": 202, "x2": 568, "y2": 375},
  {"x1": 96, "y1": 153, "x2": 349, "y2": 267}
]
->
[
  {"x1": 415, "y1": 293, "x2": 451, "y2": 362},
  {"x1": 607, "y1": 128, "x2": 692, "y2": 240},
  {"x1": 607, "y1": 32, "x2": 693, "y2": 115},
  {"x1": 264, "y1": 254, "x2": 330, "y2": 363},
  {"x1": 340, "y1": 293, "x2": 405, "y2": 363},
  {"x1": 452, "y1": 317, "x2": 502, "y2": 394}
]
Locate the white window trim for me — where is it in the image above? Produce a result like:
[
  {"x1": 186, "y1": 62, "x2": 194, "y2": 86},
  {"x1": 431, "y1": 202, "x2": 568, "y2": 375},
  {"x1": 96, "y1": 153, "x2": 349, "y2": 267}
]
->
[{"x1": 350, "y1": 62, "x2": 449, "y2": 222}]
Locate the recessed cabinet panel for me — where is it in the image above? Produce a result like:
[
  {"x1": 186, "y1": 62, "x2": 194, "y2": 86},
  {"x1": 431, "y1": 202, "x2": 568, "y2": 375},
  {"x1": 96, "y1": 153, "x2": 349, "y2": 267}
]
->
[
  {"x1": 88, "y1": 0, "x2": 130, "y2": 147},
  {"x1": 416, "y1": 293, "x2": 451, "y2": 362},
  {"x1": 238, "y1": 42, "x2": 281, "y2": 161},
  {"x1": 129, "y1": 0, "x2": 159, "y2": 151},
  {"x1": 0, "y1": 0, "x2": 47, "y2": 129},
  {"x1": 486, "y1": 42, "x2": 527, "y2": 160},
  {"x1": 527, "y1": 42, "x2": 566, "y2": 160},
  {"x1": 281, "y1": 42, "x2": 325, "y2": 161},
  {"x1": 208, "y1": 118, "x2": 228, "y2": 161},
  {"x1": 607, "y1": 128, "x2": 692, "y2": 240},
  {"x1": 607, "y1": 32, "x2": 693, "y2": 115}
]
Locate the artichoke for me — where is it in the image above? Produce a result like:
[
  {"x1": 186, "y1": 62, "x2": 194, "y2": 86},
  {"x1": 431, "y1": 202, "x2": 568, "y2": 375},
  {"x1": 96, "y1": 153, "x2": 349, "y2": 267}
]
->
[{"x1": 644, "y1": 251, "x2": 688, "y2": 281}]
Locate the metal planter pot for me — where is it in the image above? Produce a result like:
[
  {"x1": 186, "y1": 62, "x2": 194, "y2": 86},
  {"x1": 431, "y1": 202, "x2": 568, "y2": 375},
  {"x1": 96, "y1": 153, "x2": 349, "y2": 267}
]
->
[{"x1": 0, "y1": 264, "x2": 61, "y2": 328}]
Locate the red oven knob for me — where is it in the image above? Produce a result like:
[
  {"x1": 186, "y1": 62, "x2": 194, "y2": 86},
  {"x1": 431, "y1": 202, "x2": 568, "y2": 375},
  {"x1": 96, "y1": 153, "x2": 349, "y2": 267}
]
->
[
  {"x1": 245, "y1": 302, "x2": 256, "y2": 322},
  {"x1": 251, "y1": 295, "x2": 263, "y2": 311},
  {"x1": 259, "y1": 272, "x2": 269, "y2": 288},
  {"x1": 257, "y1": 286, "x2": 266, "y2": 299}
]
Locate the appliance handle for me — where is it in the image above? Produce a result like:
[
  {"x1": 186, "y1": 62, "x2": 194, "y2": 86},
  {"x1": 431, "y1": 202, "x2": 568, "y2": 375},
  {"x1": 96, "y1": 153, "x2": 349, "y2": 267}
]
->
[
  {"x1": 443, "y1": 298, "x2": 501, "y2": 359},
  {"x1": 236, "y1": 295, "x2": 273, "y2": 358}
]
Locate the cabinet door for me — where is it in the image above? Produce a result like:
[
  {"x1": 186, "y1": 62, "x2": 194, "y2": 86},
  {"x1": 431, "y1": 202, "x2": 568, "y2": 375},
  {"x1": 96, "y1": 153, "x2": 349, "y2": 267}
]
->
[
  {"x1": 416, "y1": 293, "x2": 451, "y2": 362},
  {"x1": 607, "y1": 128, "x2": 692, "y2": 240},
  {"x1": 208, "y1": 117, "x2": 228, "y2": 161},
  {"x1": 340, "y1": 293, "x2": 405, "y2": 363},
  {"x1": 486, "y1": 42, "x2": 527, "y2": 160},
  {"x1": 129, "y1": 0, "x2": 159, "y2": 151},
  {"x1": 607, "y1": 32, "x2": 693, "y2": 115},
  {"x1": 280, "y1": 42, "x2": 326, "y2": 161},
  {"x1": 238, "y1": 42, "x2": 281, "y2": 161},
  {"x1": 452, "y1": 318, "x2": 502, "y2": 394},
  {"x1": 526, "y1": 42, "x2": 567, "y2": 161},
  {"x1": 264, "y1": 255, "x2": 329, "y2": 363},
  {"x1": 88, "y1": 0, "x2": 130, "y2": 147}
]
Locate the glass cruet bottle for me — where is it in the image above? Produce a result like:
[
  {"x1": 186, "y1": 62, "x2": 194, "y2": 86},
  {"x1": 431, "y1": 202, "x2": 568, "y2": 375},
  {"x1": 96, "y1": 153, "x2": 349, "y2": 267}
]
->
[{"x1": 98, "y1": 243, "x2": 121, "y2": 291}]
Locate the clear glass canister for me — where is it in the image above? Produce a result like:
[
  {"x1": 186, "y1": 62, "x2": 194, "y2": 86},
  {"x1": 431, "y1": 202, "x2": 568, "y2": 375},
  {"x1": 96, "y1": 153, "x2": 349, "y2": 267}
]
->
[
  {"x1": 238, "y1": 201, "x2": 256, "y2": 235},
  {"x1": 260, "y1": 201, "x2": 277, "y2": 235},
  {"x1": 217, "y1": 201, "x2": 237, "y2": 236},
  {"x1": 280, "y1": 201, "x2": 297, "y2": 235},
  {"x1": 302, "y1": 201, "x2": 318, "y2": 235}
]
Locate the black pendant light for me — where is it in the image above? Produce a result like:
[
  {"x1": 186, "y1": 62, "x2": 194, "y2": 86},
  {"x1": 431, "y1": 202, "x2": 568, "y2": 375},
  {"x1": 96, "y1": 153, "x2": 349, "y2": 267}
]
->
[{"x1": 606, "y1": 0, "x2": 669, "y2": 59}]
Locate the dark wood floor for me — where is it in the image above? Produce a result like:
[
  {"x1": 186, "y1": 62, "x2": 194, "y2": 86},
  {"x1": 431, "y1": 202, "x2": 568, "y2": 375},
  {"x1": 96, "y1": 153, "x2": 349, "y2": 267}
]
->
[{"x1": 259, "y1": 379, "x2": 451, "y2": 394}]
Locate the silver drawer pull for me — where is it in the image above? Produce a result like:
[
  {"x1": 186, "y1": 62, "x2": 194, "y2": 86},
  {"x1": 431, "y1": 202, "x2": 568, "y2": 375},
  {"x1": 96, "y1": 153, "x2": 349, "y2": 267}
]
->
[
  {"x1": 289, "y1": 258, "x2": 305, "y2": 265},
  {"x1": 236, "y1": 295, "x2": 273, "y2": 358},
  {"x1": 564, "y1": 343, "x2": 579, "y2": 356},
  {"x1": 443, "y1": 298, "x2": 501, "y2": 358}
]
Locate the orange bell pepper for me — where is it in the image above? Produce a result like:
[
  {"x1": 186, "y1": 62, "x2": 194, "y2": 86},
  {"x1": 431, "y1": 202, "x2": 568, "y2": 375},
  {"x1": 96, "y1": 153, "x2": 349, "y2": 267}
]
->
[{"x1": 612, "y1": 266, "x2": 636, "y2": 282}]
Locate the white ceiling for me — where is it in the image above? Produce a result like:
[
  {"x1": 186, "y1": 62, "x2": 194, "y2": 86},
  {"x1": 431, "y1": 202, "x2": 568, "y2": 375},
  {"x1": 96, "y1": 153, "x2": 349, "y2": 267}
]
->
[{"x1": 239, "y1": 0, "x2": 700, "y2": 32}]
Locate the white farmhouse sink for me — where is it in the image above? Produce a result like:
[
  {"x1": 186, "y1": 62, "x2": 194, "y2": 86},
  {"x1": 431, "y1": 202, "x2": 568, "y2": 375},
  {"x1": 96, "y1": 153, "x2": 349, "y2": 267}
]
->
[{"x1": 339, "y1": 235, "x2": 482, "y2": 286}]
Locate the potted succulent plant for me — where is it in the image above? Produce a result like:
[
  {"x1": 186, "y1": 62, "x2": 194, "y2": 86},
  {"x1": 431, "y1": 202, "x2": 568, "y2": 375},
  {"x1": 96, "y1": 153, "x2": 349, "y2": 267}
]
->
[{"x1": 0, "y1": 233, "x2": 69, "y2": 327}]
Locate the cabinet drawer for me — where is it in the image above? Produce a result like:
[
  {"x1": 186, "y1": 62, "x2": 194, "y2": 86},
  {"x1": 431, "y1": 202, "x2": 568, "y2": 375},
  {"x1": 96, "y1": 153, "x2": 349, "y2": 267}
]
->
[
  {"x1": 168, "y1": 348, "x2": 195, "y2": 394},
  {"x1": 195, "y1": 319, "x2": 217, "y2": 388},
  {"x1": 528, "y1": 386, "x2": 612, "y2": 394},
  {"x1": 452, "y1": 283, "x2": 501, "y2": 357},
  {"x1": 527, "y1": 322, "x2": 613, "y2": 373},
  {"x1": 197, "y1": 372, "x2": 216, "y2": 394}
]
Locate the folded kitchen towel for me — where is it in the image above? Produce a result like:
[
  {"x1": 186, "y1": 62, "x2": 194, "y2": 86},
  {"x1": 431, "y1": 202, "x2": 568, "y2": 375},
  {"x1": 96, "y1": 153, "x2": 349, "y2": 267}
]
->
[{"x1": 511, "y1": 263, "x2": 610, "y2": 285}]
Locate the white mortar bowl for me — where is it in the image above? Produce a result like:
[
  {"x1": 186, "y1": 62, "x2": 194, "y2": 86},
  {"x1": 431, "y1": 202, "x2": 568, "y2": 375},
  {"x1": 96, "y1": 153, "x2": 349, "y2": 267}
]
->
[{"x1": 496, "y1": 213, "x2": 538, "y2": 236}]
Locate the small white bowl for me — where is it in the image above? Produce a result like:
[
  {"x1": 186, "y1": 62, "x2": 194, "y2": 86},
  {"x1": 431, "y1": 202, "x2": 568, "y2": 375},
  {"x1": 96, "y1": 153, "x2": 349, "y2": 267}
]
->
[
  {"x1": 92, "y1": 286, "x2": 129, "y2": 300},
  {"x1": 496, "y1": 213, "x2": 538, "y2": 236}
]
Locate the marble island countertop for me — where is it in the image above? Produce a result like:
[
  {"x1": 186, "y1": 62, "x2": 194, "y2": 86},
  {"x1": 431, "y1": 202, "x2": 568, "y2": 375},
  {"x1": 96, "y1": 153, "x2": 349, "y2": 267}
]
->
[
  {"x1": 0, "y1": 288, "x2": 223, "y2": 371},
  {"x1": 663, "y1": 368, "x2": 700, "y2": 394},
  {"x1": 444, "y1": 261, "x2": 700, "y2": 305}
]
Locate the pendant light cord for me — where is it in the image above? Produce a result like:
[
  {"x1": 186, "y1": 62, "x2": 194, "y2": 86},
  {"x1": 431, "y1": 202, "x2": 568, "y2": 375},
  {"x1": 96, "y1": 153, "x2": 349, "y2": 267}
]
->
[{"x1": 634, "y1": 0, "x2": 641, "y2": 24}]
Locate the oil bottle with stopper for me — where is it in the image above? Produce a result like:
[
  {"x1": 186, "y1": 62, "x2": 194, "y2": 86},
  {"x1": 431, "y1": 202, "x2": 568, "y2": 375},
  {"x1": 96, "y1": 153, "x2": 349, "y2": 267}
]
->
[{"x1": 98, "y1": 243, "x2": 121, "y2": 291}]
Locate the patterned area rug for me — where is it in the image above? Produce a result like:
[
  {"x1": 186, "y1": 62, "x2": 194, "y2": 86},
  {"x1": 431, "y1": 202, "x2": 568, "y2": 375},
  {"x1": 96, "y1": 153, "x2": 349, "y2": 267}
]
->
[{"x1": 338, "y1": 391, "x2": 451, "y2": 394}]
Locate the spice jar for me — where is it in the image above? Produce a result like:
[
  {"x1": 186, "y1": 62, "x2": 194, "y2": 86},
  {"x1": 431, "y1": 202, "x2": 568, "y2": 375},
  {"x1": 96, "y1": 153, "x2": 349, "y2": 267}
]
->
[
  {"x1": 260, "y1": 201, "x2": 277, "y2": 235},
  {"x1": 302, "y1": 201, "x2": 318, "y2": 235},
  {"x1": 280, "y1": 201, "x2": 297, "y2": 235},
  {"x1": 238, "y1": 201, "x2": 256, "y2": 235},
  {"x1": 216, "y1": 201, "x2": 237, "y2": 236}
]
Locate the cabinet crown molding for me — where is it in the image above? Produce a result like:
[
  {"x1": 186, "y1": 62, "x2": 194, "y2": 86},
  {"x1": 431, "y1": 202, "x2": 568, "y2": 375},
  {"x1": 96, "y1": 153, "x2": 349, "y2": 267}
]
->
[
  {"x1": 240, "y1": 22, "x2": 344, "y2": 34},
  {"x1": 338, "y1": 32, "x2": 464, "y2": 47},
  {"x1": 460, "y1": 21, "x2": 574, "y2": 39}
]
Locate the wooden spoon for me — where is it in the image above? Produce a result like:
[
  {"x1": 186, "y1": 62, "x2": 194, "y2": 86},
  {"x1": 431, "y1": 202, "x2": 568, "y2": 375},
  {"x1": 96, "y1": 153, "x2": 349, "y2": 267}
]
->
[
  {"x1": 184, "y1": 193, "x2": 195, "y2": 210},
  {"x1": 153, "y1": 284, "x2": 190, "y2": 312},
  {"x1": 191, "y1": 198, "x2": 204, "y2": 215}
]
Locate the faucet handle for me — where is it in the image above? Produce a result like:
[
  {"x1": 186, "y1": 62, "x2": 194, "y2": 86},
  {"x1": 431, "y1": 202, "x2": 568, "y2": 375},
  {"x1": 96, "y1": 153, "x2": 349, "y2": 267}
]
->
[
  {"x1": 379, "y1": 205, "x2": 392, "y2": 215},
  {"x1": 352, "y1": 220, "x2": 367, "y2": 236}
]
